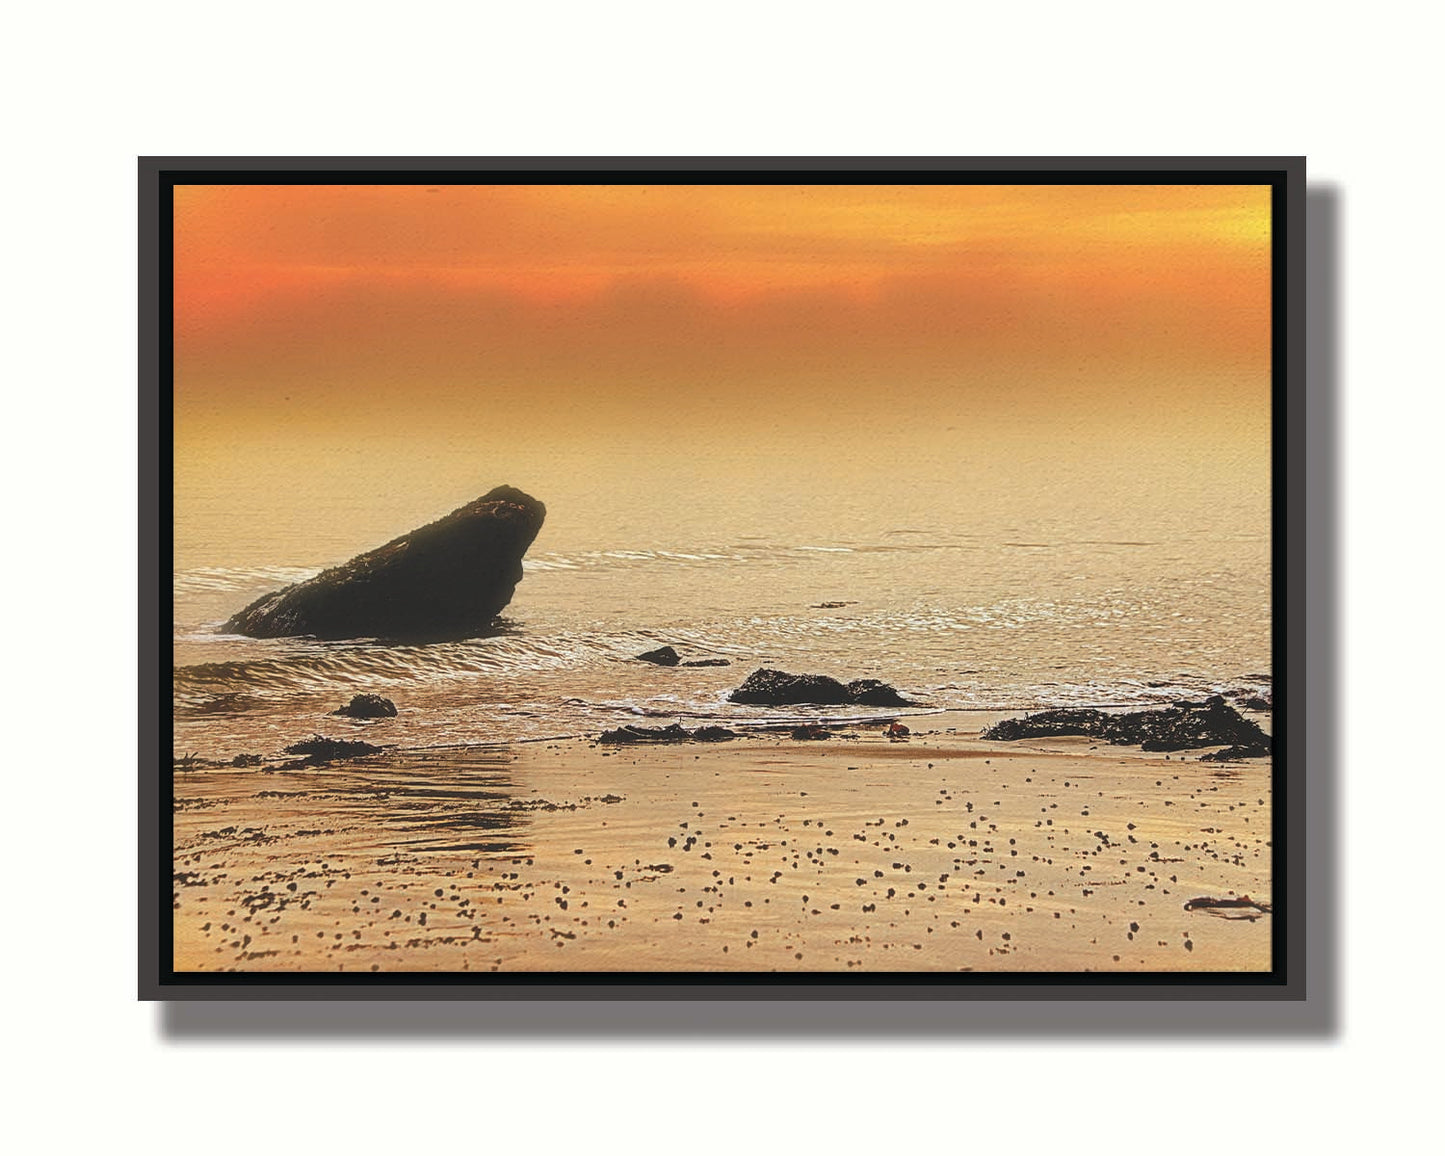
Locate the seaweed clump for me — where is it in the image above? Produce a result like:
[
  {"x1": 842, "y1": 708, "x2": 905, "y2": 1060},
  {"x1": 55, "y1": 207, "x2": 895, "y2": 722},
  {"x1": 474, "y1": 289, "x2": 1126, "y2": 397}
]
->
[
  {"x1": 981, "y1": 696, "x2": 1270, "y2": 756},
  {"x1": 282, "y1": 735, "x2": 384, "y2": 764},
  {"x1": 598, "y1": 723, "x2": 740, "y2": 745}
]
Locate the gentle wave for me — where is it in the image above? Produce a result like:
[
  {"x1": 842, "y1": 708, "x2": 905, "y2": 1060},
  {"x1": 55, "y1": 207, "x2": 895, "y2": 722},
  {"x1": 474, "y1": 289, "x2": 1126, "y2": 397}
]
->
[
  {"x1": 520, "y1": 543, "x2": 972, "y2": 571},
  {"x1": 173, "y1": 565, "x2": 319, "y2": 595},
  {"x1": 171, "y1": 530, "x2": 1270, "y2": 757},
  {"x1": 176, "y1": 634, "x2": 617, "y2": 694},
  {"x1": 177, "y1": 539, "x2": 1023, "y2": 598},
  {"x1": 179, "y1": 543, "x2": 978, "y2": 585},
  {"x1": 174, "y1": 595, "x2": 1181, "y2": 699},
  {"x1": 173, "y1": 625, "x2": 746, "y2": 700}
]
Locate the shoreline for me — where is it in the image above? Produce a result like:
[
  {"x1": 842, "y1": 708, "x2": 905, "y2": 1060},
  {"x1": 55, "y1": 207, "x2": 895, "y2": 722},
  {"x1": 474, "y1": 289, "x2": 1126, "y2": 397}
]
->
[
  {"x1": 180, "y1": 697, "x2": 1273, "y2": 765},
  {"x1": 172, "y1": 710, "x2": 1272, "y2": 974}
]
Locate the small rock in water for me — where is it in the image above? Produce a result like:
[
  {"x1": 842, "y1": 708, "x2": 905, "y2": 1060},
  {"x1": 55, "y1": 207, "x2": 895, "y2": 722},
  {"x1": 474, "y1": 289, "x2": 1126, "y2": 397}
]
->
[
  {"x1": 636, "y1": 646, "x2": 681, "y2": 666},
  {"x1": 728, "y1": 668, "x2": 913, "y2": 707},
  {"x1": 636, "y1": 645, "x2": 730, "y2": 667},
  {"x1": 331, "y1": 694, "x2": 398, "y2": 718}
]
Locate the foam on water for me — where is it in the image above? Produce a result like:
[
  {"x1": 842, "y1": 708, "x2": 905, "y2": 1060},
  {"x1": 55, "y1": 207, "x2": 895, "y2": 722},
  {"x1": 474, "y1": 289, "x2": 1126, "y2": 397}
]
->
[{"x1": 172, "y1": 517, "x2": 1270, "y2": 760}]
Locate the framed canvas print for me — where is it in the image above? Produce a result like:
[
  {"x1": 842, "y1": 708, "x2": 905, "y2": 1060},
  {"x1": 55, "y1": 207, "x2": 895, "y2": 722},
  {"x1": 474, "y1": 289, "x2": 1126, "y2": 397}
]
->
[{"x1": 142, "y1": 158, "x2": 1304, "y2": 999}]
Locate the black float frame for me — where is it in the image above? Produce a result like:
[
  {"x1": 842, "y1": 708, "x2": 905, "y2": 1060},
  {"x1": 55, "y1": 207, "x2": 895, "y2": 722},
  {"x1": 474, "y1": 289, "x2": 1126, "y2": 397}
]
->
[{"x1": 141, "y1": 157, "x2": 1308, "y2": 1004}]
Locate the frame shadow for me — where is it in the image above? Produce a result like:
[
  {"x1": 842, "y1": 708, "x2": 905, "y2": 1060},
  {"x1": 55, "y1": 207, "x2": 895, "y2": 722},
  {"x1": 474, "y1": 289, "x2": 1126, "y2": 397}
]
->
[{"x1": 155, "y1": 179, "x2": 1339, "y2": 1040}]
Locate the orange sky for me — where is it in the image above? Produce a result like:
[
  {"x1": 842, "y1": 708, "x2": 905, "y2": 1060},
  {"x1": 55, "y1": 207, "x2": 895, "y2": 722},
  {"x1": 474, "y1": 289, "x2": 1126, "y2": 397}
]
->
[{"x1": 173, "y1": 183, "x2": 1271, "y2": 442}]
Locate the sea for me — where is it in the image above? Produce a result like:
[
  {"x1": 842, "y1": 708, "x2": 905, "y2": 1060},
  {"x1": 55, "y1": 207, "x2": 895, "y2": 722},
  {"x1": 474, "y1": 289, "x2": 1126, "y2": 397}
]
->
[{"x1": 171, "y1": 442, "x2": 1271, "y2": 761}]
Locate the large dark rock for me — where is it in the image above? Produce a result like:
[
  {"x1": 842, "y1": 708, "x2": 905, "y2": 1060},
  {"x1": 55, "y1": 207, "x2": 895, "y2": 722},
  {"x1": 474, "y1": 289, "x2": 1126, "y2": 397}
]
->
[
  {"x1": 727, "y1": 668, "x2": 913, "y2": 707},
  {"x1": 981, "y1": 696, "x2": 1270, "y2": 755},
  {"x1": 224, "y1": 486, "x2": 545, "y2": 641}
]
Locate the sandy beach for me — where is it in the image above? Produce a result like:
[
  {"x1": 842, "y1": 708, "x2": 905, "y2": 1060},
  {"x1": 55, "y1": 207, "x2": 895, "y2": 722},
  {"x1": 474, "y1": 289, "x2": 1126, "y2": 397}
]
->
[
  {"x1": 168, "y1": 181, "x2": 1276, "y2": 980},
  {"x1": 171, "y1": 710, "x2": 1271, "y2": 974}
]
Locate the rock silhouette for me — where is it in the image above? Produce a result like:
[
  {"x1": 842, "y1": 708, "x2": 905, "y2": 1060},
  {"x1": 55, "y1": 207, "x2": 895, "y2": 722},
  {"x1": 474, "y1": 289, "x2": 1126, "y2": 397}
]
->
[
  {"x1": 225, "y1": 486, "x2": 545, "y2": 641},
  {"x1": 727, "y1": 668, "x2": 913, "y2": 707},
  {"x1": 981, "y1": 695, "x2": 1270, "y2": 755}
]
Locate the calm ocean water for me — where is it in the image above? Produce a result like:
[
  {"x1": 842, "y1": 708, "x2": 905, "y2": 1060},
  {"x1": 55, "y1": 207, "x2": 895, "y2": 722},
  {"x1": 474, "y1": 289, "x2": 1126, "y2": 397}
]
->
[{"x1": 172, "y1": 469, "x2": 1271, "y2": 759}]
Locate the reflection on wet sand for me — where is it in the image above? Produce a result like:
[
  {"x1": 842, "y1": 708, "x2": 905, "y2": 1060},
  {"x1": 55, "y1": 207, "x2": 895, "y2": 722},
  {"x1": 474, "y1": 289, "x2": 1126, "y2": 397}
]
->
[{"x1": 172, "y1": 714, "x2": 1271, "y2": 975}]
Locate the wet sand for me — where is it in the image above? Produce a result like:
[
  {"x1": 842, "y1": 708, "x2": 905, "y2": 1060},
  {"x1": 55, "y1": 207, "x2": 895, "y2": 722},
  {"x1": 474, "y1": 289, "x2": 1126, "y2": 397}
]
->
[{"x1": 171, "y1": 712, "x2": 1272, "y2": 973}]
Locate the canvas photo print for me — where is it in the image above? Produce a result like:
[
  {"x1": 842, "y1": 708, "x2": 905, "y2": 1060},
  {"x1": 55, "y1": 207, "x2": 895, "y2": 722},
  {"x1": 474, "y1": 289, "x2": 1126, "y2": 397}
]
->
[{"x1": 167, "y1": 172, "x2": 1280, "y2": 979}]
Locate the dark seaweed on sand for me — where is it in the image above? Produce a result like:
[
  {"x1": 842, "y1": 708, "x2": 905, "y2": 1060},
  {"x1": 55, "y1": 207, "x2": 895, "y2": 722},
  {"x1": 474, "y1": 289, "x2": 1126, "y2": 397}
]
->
[
  {"x1": 981, "y1": 695, "x2": 1270, "y2": 755},
  {"x1": 598, "y1": 723, "x2": 740, "y2": 744},
  {"x1": 283, "y1": 735, "x2": 384, "y2": 763}
]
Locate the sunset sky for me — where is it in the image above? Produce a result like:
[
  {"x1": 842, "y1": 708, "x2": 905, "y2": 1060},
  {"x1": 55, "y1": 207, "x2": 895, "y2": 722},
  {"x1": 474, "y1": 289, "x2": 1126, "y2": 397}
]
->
[
  {"x1": 174, "y1": 183, "x2": 1270, "y2": 433},
  {"x1": 172, "y1": 182, "x2": 1273, "y2": 566}
]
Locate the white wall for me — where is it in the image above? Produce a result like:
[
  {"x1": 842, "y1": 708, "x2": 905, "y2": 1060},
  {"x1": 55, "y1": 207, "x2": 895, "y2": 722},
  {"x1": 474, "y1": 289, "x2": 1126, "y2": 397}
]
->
[{"x1": 5, "y1": 3, "x2": 1435, "y2": 1151}]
